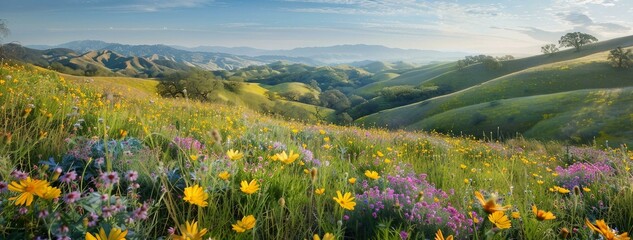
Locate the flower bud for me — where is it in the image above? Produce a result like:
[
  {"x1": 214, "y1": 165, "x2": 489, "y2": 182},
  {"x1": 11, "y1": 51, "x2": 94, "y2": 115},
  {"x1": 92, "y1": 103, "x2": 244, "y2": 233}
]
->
[
  {"x1": 52, "y1": 167, "x2": 62, "y2": 181},
  {"x1": 310, "y1": 168, "x2": 318, "y2": 182},
  {"x1": 560, "y1": 227, "x2": 570, "y2": 239}
]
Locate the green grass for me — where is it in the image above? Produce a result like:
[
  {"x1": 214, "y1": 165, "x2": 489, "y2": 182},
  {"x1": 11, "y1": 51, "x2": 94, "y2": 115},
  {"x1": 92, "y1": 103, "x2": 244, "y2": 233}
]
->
[
  {"x1": 1, "y1": 63, "x2": 633, "y2": 240},
  {"x1": 261, "y1": 82, "x2": 319, "y2": 97},
  {"x1": 59, "y1": 72, "x2": 159, "y2": 98},
  {"x1": 354, "y1": 62, "x2": 453, "y2": 97},
  {"x1": 357, "y1": 41, "x2": 633, "y2": 145},
  {"x1": 409, "y1": 87, "x2": 633, "y2": 145}
]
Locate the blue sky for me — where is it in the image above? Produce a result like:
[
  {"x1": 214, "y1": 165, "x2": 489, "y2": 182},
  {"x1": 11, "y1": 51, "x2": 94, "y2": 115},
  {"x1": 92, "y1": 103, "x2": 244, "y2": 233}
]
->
[{"x1": 1, "y1": 0, "x2": 632, "y2": 54}]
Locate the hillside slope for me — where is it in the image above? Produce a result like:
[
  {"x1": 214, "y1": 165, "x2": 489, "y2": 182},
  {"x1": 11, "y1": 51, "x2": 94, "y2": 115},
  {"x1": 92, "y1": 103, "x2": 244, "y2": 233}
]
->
[
  {"x1": 357, "y1": 36, "x2": 633, "y2": 144},
  {"x1": 411, "y1": 87, "x2": 633, "y2": 145}
]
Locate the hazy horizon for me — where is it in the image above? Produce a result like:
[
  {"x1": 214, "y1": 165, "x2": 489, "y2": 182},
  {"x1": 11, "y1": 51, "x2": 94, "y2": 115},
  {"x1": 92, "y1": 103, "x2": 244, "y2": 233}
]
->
[{"x1": 2, "y1": 0, "x2": 633, "y2": 55}]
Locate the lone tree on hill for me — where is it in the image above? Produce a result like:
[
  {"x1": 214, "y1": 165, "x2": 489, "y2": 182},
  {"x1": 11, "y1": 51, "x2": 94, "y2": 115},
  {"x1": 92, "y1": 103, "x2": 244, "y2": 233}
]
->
[
  {"x1": 541, "y1": 44, "x2": 559, "y2": 56},
  {"x1": 607, "y1": 47, "x2": 633, "y2": 69},
  {"x1": 559, "y1": 32, "x2": 598, "y2": 52}
]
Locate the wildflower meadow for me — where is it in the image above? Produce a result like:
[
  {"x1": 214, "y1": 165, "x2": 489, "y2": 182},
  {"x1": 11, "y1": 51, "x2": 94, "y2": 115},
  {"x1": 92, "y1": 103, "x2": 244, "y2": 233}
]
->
[{"x1": 1, "y1": 63, "x2": 632, "y2": 239}]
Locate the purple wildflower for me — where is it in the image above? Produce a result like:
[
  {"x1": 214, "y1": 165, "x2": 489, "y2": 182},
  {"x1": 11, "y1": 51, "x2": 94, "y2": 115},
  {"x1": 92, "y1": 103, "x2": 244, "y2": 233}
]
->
[
  {"x1": 101, "y1": 205, "x2": 117, "y2": 218},
  {"x1": 19, "y1": 207, "x2": 28, "y2": 215},
  {"x1": 272, "y1": 141, "x2": 286, "y2": 150},
  {"x1": 353, "y1": 168, "x2": 471, "y2": 238},
  {"x1": 38, "y1": 210, "x2": 49, "y2": 218},
  {"x1": 172, "y1": 136, "x2": 205, "y2": 152},
  {"x1": 87, "y1": 212, "x2": 99, "y2": 227},
  {"x1": 11, "y1": 170, "x2": 28, "y2": 180},
  {"x1": 59, "y1": 170, "x2": 77, "y2": 184},
  {"x1": 0, "y1": 181, "x2": 7, "y2": 193},
  {"x1": 132, "y1": 202, "x2": 150, "y2": 221},
  {"x1": 99, "y1": 171, "x2": 120, "y2": 186},
  {"x1": 555, "y1": 161, "x2": 614, "y2": 189},
  {"x1": 126, "y1": 170, "x2": 138, "y2": 182},
  {"x1": 399, "y1": 231, "x2": 409, "y2": 240},
  {"x1": 96, "y1": 157, "x2": 105, "y2": 166},
  {"x1": 63, "y1": 191, "x2": 81, "y2": 204}
]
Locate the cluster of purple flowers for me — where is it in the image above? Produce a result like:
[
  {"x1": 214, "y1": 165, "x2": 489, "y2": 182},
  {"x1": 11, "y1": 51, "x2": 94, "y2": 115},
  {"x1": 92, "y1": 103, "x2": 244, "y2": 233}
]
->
[
  {"x1": 299, "y1": 147, "x2": 320, "y2": 166},
  {"x1": 555, "y1": 161, "x2": 614, "y2": 190},
  {"x1": 352, "y1": 167, "x2": 472, "y2": 238},
  {"x1": 172, "y1": 136, "x2": 205, "y2": 152},
  {"x1": 565, "y1": 146, "x2": 614, "y2": 163}
]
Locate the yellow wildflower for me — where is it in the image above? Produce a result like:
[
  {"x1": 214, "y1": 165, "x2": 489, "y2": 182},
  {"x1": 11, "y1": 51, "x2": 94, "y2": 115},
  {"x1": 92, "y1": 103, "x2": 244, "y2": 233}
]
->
[
  {"x1": 348, "y1": 178, "x2": 356, "y2": 184},
  {"x1": 86, "y1": 227, "x2": 128, "y2": 240},
  {"x1": 488, "y1": 211, "x2": 511, "y2": 229},
  {"x1": 586, "y1": 219, "x2": 630, "y2": 240},
  {"x1": 474, "y1": 191, "x2": 511, "y2": 214},
  {"x1": 276, "y1": 151, "x2": 300, "y2": 164},
  {"x1": 333, "y1": 191, "x2": 356, "y2": 210},
  {"x1": 240, "y1": 180, "x2": 260, "y2": 195},
  {"x1": 40, "y1": 186, "x2": 61, "y2": 200},
  {"x1": 313, "y1": 233, "x2": 335, "y2": 240},
  {"x1": 226, "y1": 149, "x2": 243, "y2": 161},
  {"x1": 532, "y1": 205, "x2": 556, "y2": 221},
  {"x1": 435, "y1": 229, "x2": 453, "y2": 240},
  {"x1": 183, "y1": 184, "x2": 209, "y2": 207},
  {"x1": 232, "y1": 215, "x2": 256, "y2": 233},
  {"x1": 218, "y1": 171, "x2": 230, "y2": 181},
  {"x1": 8, "y1": 177, "x2": 49, "y2": 206},
  {"x1": 172, "y1": 220, "x2": 208, "y2": 240},
  {"x1": 364, "y1": 170, "x2": 380, "y2": 180}
]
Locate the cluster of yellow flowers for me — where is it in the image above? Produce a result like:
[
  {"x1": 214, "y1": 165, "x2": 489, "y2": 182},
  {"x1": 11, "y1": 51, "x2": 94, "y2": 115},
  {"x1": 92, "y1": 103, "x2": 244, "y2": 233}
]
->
[
  {"x1": 8, "y1": 177, "x2": 61, "y2": 206},
  {"x1": 86, "y1": 228, "x2": 128, "y2": 240},
  {"x1": 474, "y1": 190, "x2": 555, "y2": 231}
]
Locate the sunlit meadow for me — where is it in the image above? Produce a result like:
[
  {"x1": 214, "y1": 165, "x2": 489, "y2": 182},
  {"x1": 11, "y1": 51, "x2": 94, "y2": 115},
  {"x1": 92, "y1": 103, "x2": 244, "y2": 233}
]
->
[{"x1": 1, "y1": 63, "x2": 632, "y2": 239}]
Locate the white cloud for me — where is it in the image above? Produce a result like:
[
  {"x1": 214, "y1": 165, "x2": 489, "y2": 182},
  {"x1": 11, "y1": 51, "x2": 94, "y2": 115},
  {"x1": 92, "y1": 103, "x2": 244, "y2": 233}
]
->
[
  {"x1": 556, "y1": 11, "x2": 629, "y2": 32},
  {"x1": 284, "y1": 0, "x2": 507, "y2": 18},
  {"x1": 565, "y1": 0, "x2": 619, "y2": 6},
  {"x1": 100, "y1": 0, "x2": 213, "y2": 12}
]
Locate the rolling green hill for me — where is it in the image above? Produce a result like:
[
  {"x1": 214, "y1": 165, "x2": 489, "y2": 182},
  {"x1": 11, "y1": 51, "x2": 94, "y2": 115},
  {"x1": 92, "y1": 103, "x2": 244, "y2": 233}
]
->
[
  {"x1": 262, "y1": 82, "x2": 320, "y2": 98},
  {"x1": 410, "y1": 87, "x2": 633, "y2": 145},
  {"x1": 57, "y1": 69, "x2": 334, "y2": 122},
  {"x1": 354, "y1": 62, "x2": 454, "y2": 97},
  {"x1": 357, "y1": 36, "x2": 633, "y2": 145}
]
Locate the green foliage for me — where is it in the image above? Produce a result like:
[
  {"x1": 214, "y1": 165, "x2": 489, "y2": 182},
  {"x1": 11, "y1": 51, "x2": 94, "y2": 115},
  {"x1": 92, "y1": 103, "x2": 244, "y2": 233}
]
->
[
  {"x1": 559, "y1": 32, "x2": 598, "y2": 52},
  {"x1": 379, "y1": 86, "x2": 425, "y2": 101},
  {"x1": 319, "y1": 89, "x2": 350, "y2": 111},
  {"x1": 456, "y1": 55, "x2": 504, "y2": 70},
  {"x1": 607, "y1": 47, "x2": 633, "y2": 69},
  {"x1": 541, "y1": 44, "x2": 560, "y2": 56},
  {"x1": 157, "y1": 69, "x2": 244, "y2": 101}
]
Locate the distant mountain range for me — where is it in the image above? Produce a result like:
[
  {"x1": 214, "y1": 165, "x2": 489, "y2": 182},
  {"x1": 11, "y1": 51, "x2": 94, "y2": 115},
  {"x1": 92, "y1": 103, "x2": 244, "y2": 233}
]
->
[
  {"x1": 25, "y1": 40, "x2": 322, "y2": 71},
  {"x1": 175, "y1": 44, "x2": 468, "y2": 63},
  {"x1": 1, "y1": 43, "x2": 192, "y2": 77},
  {"x1": 30, "y1": 40, "x2": 469, "y2": 65},
  {"x1": 7, "y1": 40, "x2": 469, "y2": 78}
]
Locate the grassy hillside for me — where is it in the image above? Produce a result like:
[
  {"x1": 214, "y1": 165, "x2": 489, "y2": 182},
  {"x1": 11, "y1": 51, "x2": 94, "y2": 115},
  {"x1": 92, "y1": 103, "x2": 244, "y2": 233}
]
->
[
  {"x1": 418, "y1": 35, "x2": 633, "y2": 93},
  {"x1": 410, "y1": 87, "x2": 633, "y2": 145},
  {"x1": 354, "y1": 62, "x2": 453, "y2": 97},
  {"x1": 262, "y1": 82, "x2": 320, "y2": 98},
  {"x1": 59, "y1": 73, "x2": 160, "y2": 98},
  {"x1": 58, "y1": 69, "x2": 334, "y2": 122},
  {"x1": 2, "y1": 62, "x2": 633, "y2": 240},
  {"x1": 358, "y1": 38, "x2": 633, "y2": 145}
]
